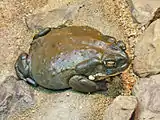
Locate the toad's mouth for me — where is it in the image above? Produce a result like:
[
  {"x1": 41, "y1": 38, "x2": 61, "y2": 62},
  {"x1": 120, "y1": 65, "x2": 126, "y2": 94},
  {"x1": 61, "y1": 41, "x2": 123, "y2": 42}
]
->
[
  {"x1": 88, "y1": 62, "x2": 130, "y2": 81},
  {"x1": 88, "y1": 73, "x2": 108, "y2": 81}
]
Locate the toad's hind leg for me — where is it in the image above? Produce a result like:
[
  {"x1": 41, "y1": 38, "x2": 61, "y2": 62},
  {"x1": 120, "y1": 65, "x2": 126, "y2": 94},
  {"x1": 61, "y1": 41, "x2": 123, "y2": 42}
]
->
[
  {"x1": 15, "y1": 53, "x2": 38, "y2": 87},
  {"x1": 33, "y1": 27, "x2": 51, "y2": 40},
  {"x1": 32, "y1": 24, "x2": 67, "y2": 40},
  {"x1": 69, "y1": 75, "x2": 107, "y2": 93}
]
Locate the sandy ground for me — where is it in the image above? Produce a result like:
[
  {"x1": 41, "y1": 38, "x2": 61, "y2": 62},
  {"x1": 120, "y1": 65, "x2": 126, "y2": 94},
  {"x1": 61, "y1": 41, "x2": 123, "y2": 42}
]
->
[
  {"x1": 0, "y1": 0, "x2": 48, "y2": 83},
  {"x1": 9, "y1": 90, "x2": 113, "y2": 120},
  {"x1": 0, "y1": 0, "x2": 141, "y2": 120}
]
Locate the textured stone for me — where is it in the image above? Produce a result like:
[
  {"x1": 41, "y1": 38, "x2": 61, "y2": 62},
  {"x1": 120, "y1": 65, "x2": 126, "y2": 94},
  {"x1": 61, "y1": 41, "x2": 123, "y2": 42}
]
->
[
  {"x1": 134, "y1": 19, "x2": 160, "y2": 77},
  {"x1": 26, "y1": 6, "x2": 79, "y2": 31},
  {"x1": 26, "y1": 0, "x2": 126, "y2": 40},
  {"x1": 133, "y1": 74, "x2": 160, "y2": 120},
  {"x1": 103, "y1": 96, "x2": 137, "y2": 120},
  {"x1": 0, "y1": 76, "x2": 35, "y2": 120},
  {"x1": 127, "y1": 0, "x2": 160, "y2": 25}
]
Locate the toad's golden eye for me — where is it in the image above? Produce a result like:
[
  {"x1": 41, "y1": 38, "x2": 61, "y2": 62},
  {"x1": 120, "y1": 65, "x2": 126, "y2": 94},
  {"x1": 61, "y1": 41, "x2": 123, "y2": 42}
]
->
[{"x1": 104, "y1": 60, "x2": 116, "y2": 68}]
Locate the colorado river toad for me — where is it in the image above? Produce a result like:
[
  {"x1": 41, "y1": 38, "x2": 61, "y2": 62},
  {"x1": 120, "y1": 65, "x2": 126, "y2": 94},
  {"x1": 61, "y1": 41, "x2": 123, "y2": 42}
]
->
[{"x1": 15, "y1": 26, "x2": 130, "y2": 93}]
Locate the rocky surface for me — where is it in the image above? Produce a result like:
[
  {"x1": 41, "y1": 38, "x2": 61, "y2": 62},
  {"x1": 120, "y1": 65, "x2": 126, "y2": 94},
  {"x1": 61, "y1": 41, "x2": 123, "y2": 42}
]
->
[
  {"x1": 10, "y1": 91, "x2": 113, "y2": 120},
  {"x1": 27, "y1": 0, "x2": 129, "y2": 40},
  {"x1": 133, "y1": 74, "x2": 160, "y2": 120},
  {"x1": 133, "y1": 19, "x2": 160, "y2": 77},
  {"x1": 127, "y1": 0, "x2": 160, "y2": 25},
  {"x1": 0, "y1": 76, "x2": 35, "y2": 120},
  {"x1": 132, "y1": 2, "x2": 160, "y2": 118},
  {"x1": 103, "y1": 96, "x2": 137, "y2": 120}
]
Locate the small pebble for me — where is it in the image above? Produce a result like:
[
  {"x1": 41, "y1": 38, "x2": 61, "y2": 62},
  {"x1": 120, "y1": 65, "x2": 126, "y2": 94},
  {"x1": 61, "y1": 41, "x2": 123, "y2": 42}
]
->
[
  {"x1": 88, "y1": 75, "x2": 95, "y2": 80},
  {"x1": 141, "y1": 26, "x2": 145, "y2": 31},
  {"x1": 66, "y1": 93, "x2": 70, "y2": 96}
]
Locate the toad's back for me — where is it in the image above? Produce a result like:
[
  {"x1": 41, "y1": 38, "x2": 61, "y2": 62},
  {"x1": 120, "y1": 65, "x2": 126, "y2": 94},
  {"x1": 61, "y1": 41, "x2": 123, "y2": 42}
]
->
[{"x1": 30, "y1": 26, "x2": 112, "y2": 72}]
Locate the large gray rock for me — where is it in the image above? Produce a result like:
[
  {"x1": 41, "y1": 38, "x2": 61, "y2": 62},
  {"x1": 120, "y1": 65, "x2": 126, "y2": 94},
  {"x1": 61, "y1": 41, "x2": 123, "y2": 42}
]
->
[
  {"x1": 133, "y1": 74, "x2": 160, "y2": 120},
  {"x1": 103, "y1": 96, "x2": 137, "y2": 120},
  {"x1": 0, "y1": 76, "x2": 35, "y2": 120},
  {"x1": 26, "y1": 0, "x2": 126, "y2": 40},
  {"x1": 133, "y1": 19, "x2": 160, "y2": 77},
  {"x1": 10, "y1": 90, "x2": 112, "y2": 120},
  {"x1": 127, "y1": 0, "x2": 160, "y2": 25}
]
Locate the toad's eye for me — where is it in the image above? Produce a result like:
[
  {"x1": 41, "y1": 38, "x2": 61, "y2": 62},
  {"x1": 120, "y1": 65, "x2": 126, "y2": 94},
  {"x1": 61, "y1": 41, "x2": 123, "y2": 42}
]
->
[{"x1": 104, "y1": 60, "x2": 116, "y2": 68}]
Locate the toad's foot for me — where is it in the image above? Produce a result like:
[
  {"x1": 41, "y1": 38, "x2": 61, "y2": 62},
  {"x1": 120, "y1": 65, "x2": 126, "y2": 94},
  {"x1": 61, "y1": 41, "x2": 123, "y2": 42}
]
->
[
  {"x1": 15, "y1": 53, "x2": 38, "y2": 87},
  {"x1": 69, "y1": 75, "x2": 107, "y2": 93}
]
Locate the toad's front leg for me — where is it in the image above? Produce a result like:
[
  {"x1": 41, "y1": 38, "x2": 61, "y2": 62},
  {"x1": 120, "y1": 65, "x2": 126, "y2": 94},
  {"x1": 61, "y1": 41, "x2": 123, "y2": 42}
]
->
[
  {"x1": 69, "y1": 75, "x2": 107, "y2": 93},
  {"x1": 75, "y1": 57, "x2": 102, "y2": 76}
]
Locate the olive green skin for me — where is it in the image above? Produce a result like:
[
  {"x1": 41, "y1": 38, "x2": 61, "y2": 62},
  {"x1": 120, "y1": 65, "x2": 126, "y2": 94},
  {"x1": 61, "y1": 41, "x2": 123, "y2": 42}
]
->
[{"x1": 15, "y1": 26, "x2": 130, "y2": 92}]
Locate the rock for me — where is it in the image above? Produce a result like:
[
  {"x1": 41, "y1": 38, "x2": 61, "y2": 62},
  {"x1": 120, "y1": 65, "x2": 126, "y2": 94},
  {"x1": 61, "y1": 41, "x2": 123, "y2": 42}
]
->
[
  {"x1": 10, "y1": 90, "x2": 112, "y2": 120},
  {"x1": 26, "y1": 6, "x2": 79, "y2": 31},
  {"x1": 0, "y1": 76, "x2": 35, "y2": 120},
  {"x1": 127, "y1": 0, "x2": 160, "y2": 25},
  {"x1": 106, "y1": 76, "x2": 123, "y2": 98},
  {"x1": 133, "y1": 74, "x2": 160, "y2": 120},
  {"x1": 133, "y1": 19, "x2": 160, "y2": 77},
  {"x1": 26, "y1": 0, "x2": 126, "y2": 40},
  {"x1": 103, "y1": 96, "x2": 137, "y2": 120}
]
